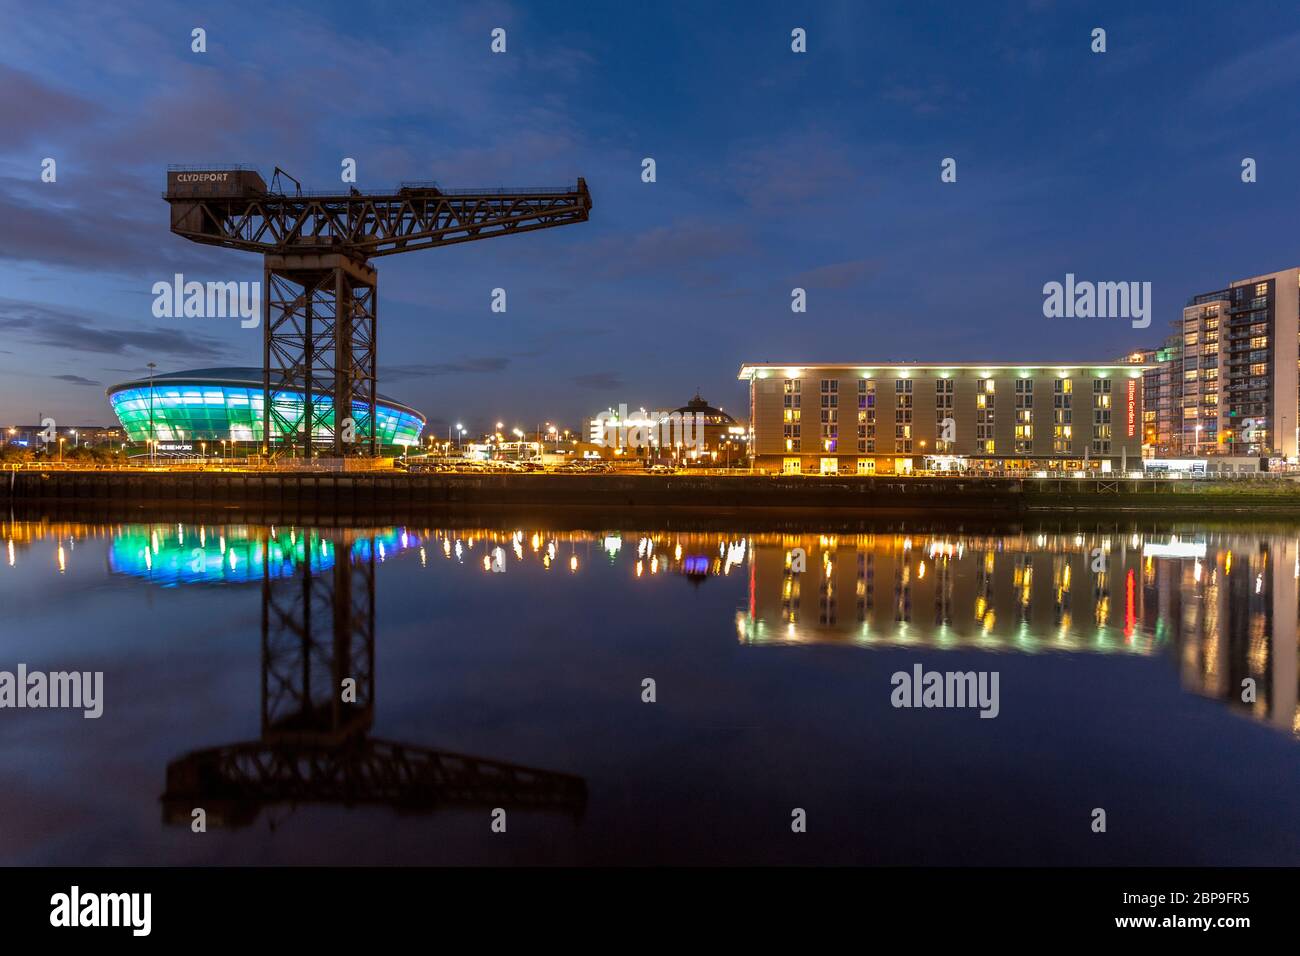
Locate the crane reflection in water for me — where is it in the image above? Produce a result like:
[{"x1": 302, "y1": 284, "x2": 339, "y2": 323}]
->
[{"x1": 97, "y1": 524, "x2": 589, "y2": 828}]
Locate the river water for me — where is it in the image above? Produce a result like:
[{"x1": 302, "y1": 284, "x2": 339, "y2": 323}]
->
[{"x1": 1, "y1": 517, "x2": 1297, "y2": 864}]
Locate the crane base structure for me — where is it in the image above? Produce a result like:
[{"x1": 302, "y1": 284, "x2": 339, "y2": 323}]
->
[
  {"x1": 263, "y1": 253, "x2": 378, "y2": 459},
  {"x1": 165, "y1": 166, "x2": 591, "y2": 459}
]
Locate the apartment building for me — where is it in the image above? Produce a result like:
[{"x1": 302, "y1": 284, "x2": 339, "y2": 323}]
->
[{"x1": 1132, "y1": 267, "x2": 1300, "y2": 457}]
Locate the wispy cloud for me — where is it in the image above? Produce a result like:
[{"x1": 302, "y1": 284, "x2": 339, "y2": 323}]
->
[
  {"x1": 381, "y1": 357, "x2": 511, "y2": 380},
  {"x1": 0, "y1": 64, "x2": 97, "y2": 147},
  {"x1": 51, "y1": 373, "x2": 101, "y2": 387},
  {"x1": 574, "y1": 371, "x2": 623, "y2": 390},
  {"x1": 0, "y1": 298, "x2": 230, "y2": 359},
  {"x1": 790, "y1": 257, "x2": 880, "y2": 290}
]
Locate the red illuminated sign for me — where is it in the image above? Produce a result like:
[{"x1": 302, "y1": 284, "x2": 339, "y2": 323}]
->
[{"x1": 1126, "y1": 378, "x2": 1137, "y2": 438}]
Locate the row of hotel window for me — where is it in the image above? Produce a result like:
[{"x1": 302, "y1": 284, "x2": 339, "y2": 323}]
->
[{"x1": 781, "y1": 378, "x2": 1115, "y2": 455}]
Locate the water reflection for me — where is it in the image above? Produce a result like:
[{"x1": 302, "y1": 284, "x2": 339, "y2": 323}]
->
[
  {"x1": 739, "y1": 531, "x2": 1299, "y2": 736},
  {"x1": 149, "y1": 526, "x2": 588, "y2": 827},
  {"x1": 4, "y1": 520, "x2": 1297, "y2": 741},
  {"x1": 3, "y1": 522, "x2": 590, "y2": 828}
]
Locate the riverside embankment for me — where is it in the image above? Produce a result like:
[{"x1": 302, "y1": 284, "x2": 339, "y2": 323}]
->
[{"x1": 8, "y1": 467, "x2": 1300, "y2": 518}]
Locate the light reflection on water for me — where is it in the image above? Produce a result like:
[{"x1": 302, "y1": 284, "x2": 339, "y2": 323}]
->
[
  {"x1": 10, "y1": 520, "x2": 1298, "y2": 737},
  {"x1": 1, "y1": 518, "x2": 1298, "y2": 864}
]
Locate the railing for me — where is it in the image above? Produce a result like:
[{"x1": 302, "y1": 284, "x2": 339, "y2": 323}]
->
[
  {"x1": 166, "y1": 163, "x2": 257, "y2": 171},
  {"x1": 166, "y1": 183, "x2": 584, "y2": 200}
]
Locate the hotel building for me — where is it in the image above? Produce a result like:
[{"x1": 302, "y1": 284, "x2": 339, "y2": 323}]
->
[{"x1": 739, "y1": 362, "x2": 1142, "y2": 475}]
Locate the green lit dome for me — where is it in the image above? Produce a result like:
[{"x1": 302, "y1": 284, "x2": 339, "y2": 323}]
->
[{"x1": 106, "y1": 367, "x2": 426, "y2": 448}]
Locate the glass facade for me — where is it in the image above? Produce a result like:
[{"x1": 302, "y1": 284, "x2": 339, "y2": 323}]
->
[{"x1": 108, "y1": 380, "x2": 425, "y2": 448}]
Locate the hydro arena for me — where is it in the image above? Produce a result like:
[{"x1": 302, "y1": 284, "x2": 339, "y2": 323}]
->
[{"x1": 106, "y1": 367, "x2": 426, "y2": 452}]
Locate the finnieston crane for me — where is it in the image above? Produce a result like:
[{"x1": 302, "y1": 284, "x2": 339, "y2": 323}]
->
[{"x1": 164, "y1": 166, "x2": 592, "y2": 458}]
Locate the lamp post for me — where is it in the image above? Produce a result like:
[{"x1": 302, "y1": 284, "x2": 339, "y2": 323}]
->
[{"x1": 147, "y1": 361, "x2": 157, "y2": 464}]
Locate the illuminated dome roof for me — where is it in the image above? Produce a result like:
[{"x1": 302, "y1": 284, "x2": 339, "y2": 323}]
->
[
  {"x1": 107, "y1": 367, "x2": 413, "y2": 408},
  {"x1": 671, "y1": 392, "x2": 736, "y2": 426},
  {"x1": 105, "y1": 367, "x2": 425, "y2": 447}
]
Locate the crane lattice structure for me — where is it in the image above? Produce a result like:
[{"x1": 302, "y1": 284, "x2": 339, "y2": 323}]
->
[{"x1": 165, "y1": 167, "x2": 591, "y2": 458}]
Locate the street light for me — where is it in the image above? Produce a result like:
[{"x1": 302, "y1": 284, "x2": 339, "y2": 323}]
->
[{"x1": 147, "y1": 361, "x2": 157, "y2": 465}]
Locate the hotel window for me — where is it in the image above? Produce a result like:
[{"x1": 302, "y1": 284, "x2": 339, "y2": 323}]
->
[
  {"x1": 1053, "y1": 378, "x2": 1072, "y2": 452},
  {"x1": 820, "y1": 379, "x2": 838, "y2": 452},
  {"x1": 783, "y1": 378, "x2": 801, "y2": 452},
  {"x1": 976, "y1": 378, "x2": 995, "y2": 454},
  {"x1": 1015, "y1": 379, "x2": 1033, "y2": 453},
  {"x1": 894, "y1": 379, "x2": 912, "y2": 453},
  {"x1": 857, "y1": 379, "x2": 876, "y2": 453},
  {"x1": 1255, "y1": 282, "x2": 1268, "y2": 296},
  {"x1": 1092, "y1": 379, "x2": 1112, "y2": 455},
  {"x1": 935, "y1": 378, "x2": 954, "y2": 452}
]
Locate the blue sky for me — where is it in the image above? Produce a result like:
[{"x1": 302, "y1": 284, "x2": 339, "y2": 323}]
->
[{"x1": 3, "y1": 0, "x2": 1300, "y2": 432}]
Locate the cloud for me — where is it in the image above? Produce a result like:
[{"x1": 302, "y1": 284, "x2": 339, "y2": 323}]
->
[
  {"x1": 0, "y1": 65, "x2": 97, "y2": 147},
  {"x1": 0, "y1": 298, "x2": 230, "y2": 360},
  {"x1": 724, "y1": 131, "x2": 863, "y2": 210},
  {"x1": 1192, "y1": 30, "x2": 1300, "y2": 109},
  {"x1": 572, "y1": 220, "x2": 753, "y2": 283},
  {"x1": 381, "y1": 357, "x2": 511, "y2": 380},
  {"x1": 881, "y1": 80, "x2": 969, "y2": 115},
  {"x1": 573, "y1": 371, "x2": 623, "y2": 390},
  {"x1": 51, "y1": 374, "x2": 101, "y2": 387},
  {"x1": 789, "y1": 258, "x2": 881, "y2": 290},
  {"x1": 0, "y1": 176, "x2": 233, "y2": 275}
]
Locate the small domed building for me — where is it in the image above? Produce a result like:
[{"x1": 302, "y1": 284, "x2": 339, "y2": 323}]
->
[{"x1": 664, "y1": 392, "x2": 747, "y2": 466}]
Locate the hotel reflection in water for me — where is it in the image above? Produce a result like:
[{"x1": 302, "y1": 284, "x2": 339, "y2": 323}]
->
[
  {"x1": 3, "y1": 521, "x2": 1297, "y2": 737},
  {"x1": 740, "y1": 531, "x2": 1298, "y2": 736}
]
